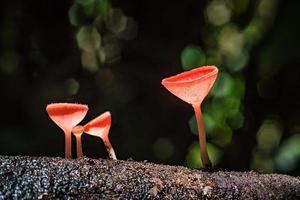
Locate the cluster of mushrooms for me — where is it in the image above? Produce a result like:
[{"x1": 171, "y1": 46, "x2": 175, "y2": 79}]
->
[
  {"x1": 46, "y1": 104, "x2": 116, "y2": 160},
  {"x1": 46, "y1": 65, "x2": 218, "y2": 169}
]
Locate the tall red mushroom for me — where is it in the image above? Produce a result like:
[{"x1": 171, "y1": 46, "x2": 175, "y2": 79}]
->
[
  {"x1": 162, "y1": 66, "x2": 218, "y2": 168},
  {"x1": 46, "y1": 103, "x2": 88, "y2": 158},
  {"x1": 84, "y1": 111, "x2": 117, "y2": 160}
]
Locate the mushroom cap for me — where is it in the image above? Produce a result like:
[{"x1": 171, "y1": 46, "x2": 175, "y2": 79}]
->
[
  {"x1": 83, "y1": 111, "x2": 111, "y2": 138},
  {"x1": 72, "y1": 125, "x2": 84, "y2": 136},
  {"x1": 46, "y1": 103, "x2": 88, "y2": 133},
  {"x1": 161, "y1": 66, "x2": 218, "y2": 105}
]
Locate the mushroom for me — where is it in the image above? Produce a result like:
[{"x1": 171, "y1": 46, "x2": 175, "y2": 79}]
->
[
  {"x1": 72, "y1": 125, "x2": 84, "y2": 157},
  {"x1": 46, "y1": 103, "x2": 88, "y2": 158},
  {"x1": 161, "y1": 66, "x2": 218, "y2": 168},
  {"x1": 83, "y1": 111, "x2": 117, "y2": 160}
]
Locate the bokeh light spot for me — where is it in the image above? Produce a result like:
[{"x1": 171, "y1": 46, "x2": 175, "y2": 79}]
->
[
  {"x1": 243, "y1": 18, "x2": 264, "y2": 47},
  {"x1": 218, "y1": 25, "x2": 244, "y2": 57},
  {"x1": 227, "y1": 0, "x2": 250, "y2": 14},
  {"x1": 206, "y1": 0, "x2": 231, "y2": 26},
  {"x1": 258, "y1": 0, "x2": 277, "y2": 21},
  {"x1": 211, "y1": 72, "x2": 234, "y2": 97},
  {"x1": 76, "y1": 26, "x2": 101, "y2": 53},
  {"x1": 65, "y1": 78, "x2": 80, "y2": 96},
  {"x1": 275, "y1": 134, "x2": 300, "y2": 173},
  {"x1": 257, "y1": 118, "x2": 283, "y2": 151},
  {"x1": 106, "y1": 8, "x2": 128, "y2": 34},
  {"x1": 225, "y1": 51, "x2": 249, "y2": 72},
  {"x1": 81, "y1": 51, "x2": 98, "y2": 72},
  {"x1": 185, "y1": 142, "x2": 222, "y2": 168},
  {"x1": 181, "y1": 46, "x2": 206, "y2": 70},
  {"x1": 116, "y1": 17, "x2": 138, "y2": 40}
]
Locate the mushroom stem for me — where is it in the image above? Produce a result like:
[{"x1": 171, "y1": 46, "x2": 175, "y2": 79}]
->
[
  {"x1": 193, "y1": 104, "x2": 212, "y2": 169},
  {"x1": 75, "y1": 134, "x2": 83, "y2": 157},
  {"x1": 102, "y1": 136, "x2": 117, "y2": 160},
  {"x1": 72, "y1": 125, "x2": 84, "y2": 158},
  {"x1": 64, "y1": 130, "x2": 72, "y2": 159}
]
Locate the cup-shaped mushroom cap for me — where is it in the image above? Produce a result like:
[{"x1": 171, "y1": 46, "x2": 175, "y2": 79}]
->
[
  {"x1": 161, "y1": 66, "x2": 218, "y2": 105},
  {"x1": 46, "y1": 103, "x2": 88, "y2": 132},
  {"x1": 83, "y1": 111, "x2": 111, "y2": 138}
]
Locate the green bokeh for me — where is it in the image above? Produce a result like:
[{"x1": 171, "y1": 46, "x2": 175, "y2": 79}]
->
[
  {"x1": 185, "y1": 142, "x2": 222, "y2": 168},
  {"x1": 275, "y1": 134, "x2": 300, "y2": 173},
  {"x1": 181, "y1": 46, "x2": 206, "y2": 70}
]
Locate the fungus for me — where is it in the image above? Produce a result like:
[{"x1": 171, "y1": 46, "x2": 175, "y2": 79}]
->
[
  {"x1": 84, "y1": 111, "x2": 117, "y2": 160},
  {"x1": 72, "y1": 125, "x2": 84, "y2": 157},
  {"x1": 46, "y1": 103, "x2": 88, "y2": 158},
  {"x1": 161, "y1": 66, "x2": 218, "y2": 168}
]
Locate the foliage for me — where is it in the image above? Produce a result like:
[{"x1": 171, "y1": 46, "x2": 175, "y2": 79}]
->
[
  {"x1": 69, "y1": 0, "x2": 137, "y2": 72},
  {"x1": 184, "y1": 0, "x2": 278, "y2": 168}
]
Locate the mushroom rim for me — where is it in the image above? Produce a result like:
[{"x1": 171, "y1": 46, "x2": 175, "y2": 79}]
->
[
  {"x1": 46, "y1": 103, "x2": 89, "y2": 116},
  {"x1": 161, "y1": 66, "x2": 218, "y2": 85}
]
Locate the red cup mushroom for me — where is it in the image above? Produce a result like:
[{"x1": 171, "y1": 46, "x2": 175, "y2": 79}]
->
[
  {"x1": 161, "y1": 66, "x2": 218, "y2": 168},
  {"x1": 46, "y1": 103, "x2": 88, "y2": 158},
  {"x1": 84, "y1": 111, "x2": 117, "y2": 160}
]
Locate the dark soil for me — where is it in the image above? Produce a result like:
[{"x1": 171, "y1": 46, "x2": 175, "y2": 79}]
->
[{"x1": 0, "y1": 156, "x2": 299, "y2": 199}]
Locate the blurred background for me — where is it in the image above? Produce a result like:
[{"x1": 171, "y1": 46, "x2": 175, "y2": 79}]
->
[{"x1": 0, "y1": 0, "x2": 300, "y2": 175}]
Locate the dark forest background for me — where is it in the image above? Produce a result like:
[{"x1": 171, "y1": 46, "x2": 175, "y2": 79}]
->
[{"x1": 0, "y1": 0, "x2": 300, "y2": 175}]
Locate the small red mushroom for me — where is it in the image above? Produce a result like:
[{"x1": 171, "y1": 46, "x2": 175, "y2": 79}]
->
[
  {"x1": 84, "y1": 111, "x2": 117, "y2": 160},
  {"x1": 72, "y1": 125, "x2": 84, "y2": 157},
  {"x1": 46, "y1": 103, "x2": 88, "y2": 158},
  {"x1": 161, "y1": 66, "x2": 218, "y2": 168}
]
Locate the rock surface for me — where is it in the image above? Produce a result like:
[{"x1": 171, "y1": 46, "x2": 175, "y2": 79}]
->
[{"x1": 0, "y1": 156, "x2": 299, "y2": 199}]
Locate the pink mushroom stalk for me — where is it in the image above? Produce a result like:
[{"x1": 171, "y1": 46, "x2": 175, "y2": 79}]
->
[
  {"x1": 46, "y1": 103, "x2": 88, "y2": 158},
  {"x1": 72, "y1": 125, "x2": 84, "y2": 157},
  {"x1": 84, "y1": 111, "x2": 117, "y2": 160},
  {"x1": 161, "y1": 66, "x2": 218, "y2": 168}
]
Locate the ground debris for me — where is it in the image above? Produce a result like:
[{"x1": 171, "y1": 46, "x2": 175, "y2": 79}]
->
[{"x1": 0, "y1": 156, "x2": 299, "y2": 199}]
